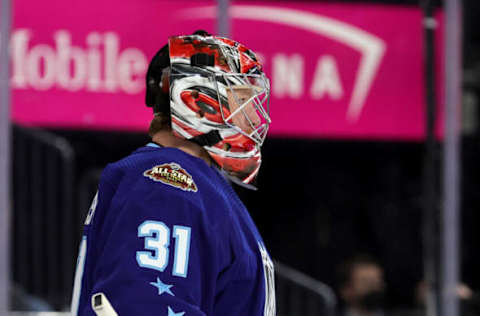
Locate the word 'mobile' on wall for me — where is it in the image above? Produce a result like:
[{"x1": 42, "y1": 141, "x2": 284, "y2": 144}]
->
[{"x1": 11, "y1": 30, "x2": 147, "y2": 94}]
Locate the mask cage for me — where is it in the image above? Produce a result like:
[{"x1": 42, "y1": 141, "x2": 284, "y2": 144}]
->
[
  {"x1": 169, "y1": 68, "x2": 271, "y2": 146},
  {"x1": 214, "y1": 72, "x2": 271, "y2": 146}
]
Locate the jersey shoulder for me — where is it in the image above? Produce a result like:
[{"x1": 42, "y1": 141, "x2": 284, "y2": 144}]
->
[
  {"x1": 99, "y1": 145, "x2": 236, "y2": 227},
  {"x1": 102, "y1": 145, "x2": 207, "y2": 194}
]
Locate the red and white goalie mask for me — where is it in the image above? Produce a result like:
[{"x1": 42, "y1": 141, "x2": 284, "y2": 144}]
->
[{"x1": 167, "y1": 35, "x2": 271, "y2": 188}]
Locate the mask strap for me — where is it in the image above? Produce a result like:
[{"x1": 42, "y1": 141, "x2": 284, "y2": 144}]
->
[{"x1": 189, "y1": 130, "x2": 222, "y2": 147}]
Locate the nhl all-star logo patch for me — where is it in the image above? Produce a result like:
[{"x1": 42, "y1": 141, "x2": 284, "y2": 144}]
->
[{"x1": 144, "y1": 163, "x2": 198, "y2": 192}]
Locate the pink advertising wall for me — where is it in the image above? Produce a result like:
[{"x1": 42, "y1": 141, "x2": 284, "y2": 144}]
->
[{"x1": 10, "y1": 0, "x2": 444, "y2": 140}]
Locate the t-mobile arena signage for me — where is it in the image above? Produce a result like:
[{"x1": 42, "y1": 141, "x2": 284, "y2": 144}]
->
[{"x1": 11, "y1": 0, "x2": 444, "y2": 140}]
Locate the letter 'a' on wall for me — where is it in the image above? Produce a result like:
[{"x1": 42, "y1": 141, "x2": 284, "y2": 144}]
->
[{"x1": 11, "y1": 0, "x2": 444, "y2": 140}]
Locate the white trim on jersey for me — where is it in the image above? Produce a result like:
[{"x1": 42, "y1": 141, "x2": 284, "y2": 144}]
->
[{"x1": 71, "y1": 236, "x2": 87, "y2": 316}]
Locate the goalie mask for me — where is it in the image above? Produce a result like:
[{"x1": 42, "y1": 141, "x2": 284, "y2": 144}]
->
[{"x1": 158, "y1": 34, "x2": 271, "y2": 188}]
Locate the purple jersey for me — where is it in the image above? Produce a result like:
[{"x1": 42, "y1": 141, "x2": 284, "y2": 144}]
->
[{"x1": 71, "y1": 143, "x2": 275, "y2": 316}]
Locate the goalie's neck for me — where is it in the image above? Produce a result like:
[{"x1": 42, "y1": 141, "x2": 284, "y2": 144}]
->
[{"x1": 151, "y1": 129, "x2": 214, "y2": 166}]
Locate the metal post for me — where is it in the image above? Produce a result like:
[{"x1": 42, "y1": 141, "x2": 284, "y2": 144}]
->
[
  {"x1": 421, "y1": 0, "x2": 440, "y2": 315},
  {"x1": 217, "y1": 0, "x2": 230, "y2": 37},
  {"x1": 442, "y1": 0, "x2": 462, "y2": 315},
  {"x1": 0, "y1": 0, "x2": 12, "y2": 313}
]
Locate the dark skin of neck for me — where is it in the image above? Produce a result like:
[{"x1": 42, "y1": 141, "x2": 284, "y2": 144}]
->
[{"x1": 151, "y1": 129, "x2": 214, "y2": 166}]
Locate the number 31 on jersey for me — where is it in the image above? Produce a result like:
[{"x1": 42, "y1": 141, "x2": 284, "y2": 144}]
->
[{"x1": 136, "y1": 220, "x2": 192, "y2": 278}]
